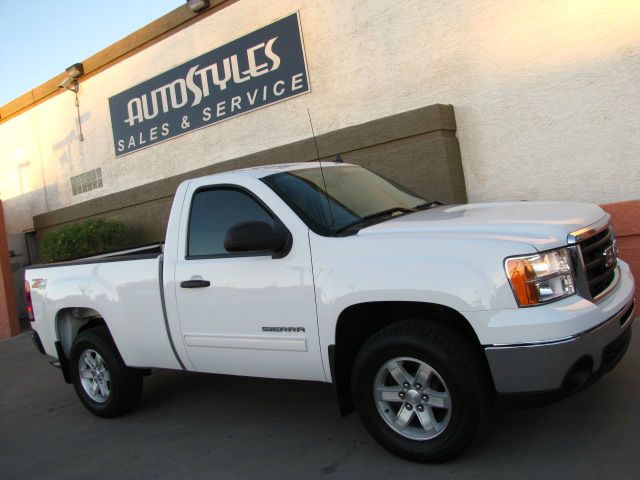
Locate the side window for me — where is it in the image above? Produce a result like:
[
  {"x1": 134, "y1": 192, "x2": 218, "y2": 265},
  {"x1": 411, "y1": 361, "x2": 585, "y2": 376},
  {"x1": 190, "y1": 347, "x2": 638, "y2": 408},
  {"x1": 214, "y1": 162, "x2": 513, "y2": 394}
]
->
[{"x1": 188, "y1": 188, "x2": 275, "y2": 257}]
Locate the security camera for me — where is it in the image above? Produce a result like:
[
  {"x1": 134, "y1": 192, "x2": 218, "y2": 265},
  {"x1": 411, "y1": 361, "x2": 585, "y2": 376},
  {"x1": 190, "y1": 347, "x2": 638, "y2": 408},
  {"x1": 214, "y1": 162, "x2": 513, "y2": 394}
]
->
[
  {"x1": 58, "y1": 77, "x2": 72, "y2": 89},
  {"x1": 59, "y1": 77, "x2": 78, "y2": 92}
]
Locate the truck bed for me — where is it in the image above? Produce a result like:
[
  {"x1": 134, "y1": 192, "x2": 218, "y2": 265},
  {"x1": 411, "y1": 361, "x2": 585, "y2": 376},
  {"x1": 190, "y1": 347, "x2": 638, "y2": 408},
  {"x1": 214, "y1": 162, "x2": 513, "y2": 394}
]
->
[
  {"x1": 25, "y1": 248, "x2": 182, "y2": 370},
  {"x1": 28, "y1": 243, "x2": 164, "y2": 269}
]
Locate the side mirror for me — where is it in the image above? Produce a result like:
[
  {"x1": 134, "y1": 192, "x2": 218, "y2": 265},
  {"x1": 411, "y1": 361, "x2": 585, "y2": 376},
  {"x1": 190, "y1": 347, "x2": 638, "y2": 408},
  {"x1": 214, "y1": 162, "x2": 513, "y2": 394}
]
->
[{"x1": 224, "y1": 221, "x2": 291, "y2": 258}]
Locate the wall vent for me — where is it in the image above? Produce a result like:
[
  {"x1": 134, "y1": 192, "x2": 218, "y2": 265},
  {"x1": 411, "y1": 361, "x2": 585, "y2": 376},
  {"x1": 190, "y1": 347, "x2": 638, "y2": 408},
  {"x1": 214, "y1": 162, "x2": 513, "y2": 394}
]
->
[{"x1": 71, "y1": 168, "x2": 103, "y2": 196}]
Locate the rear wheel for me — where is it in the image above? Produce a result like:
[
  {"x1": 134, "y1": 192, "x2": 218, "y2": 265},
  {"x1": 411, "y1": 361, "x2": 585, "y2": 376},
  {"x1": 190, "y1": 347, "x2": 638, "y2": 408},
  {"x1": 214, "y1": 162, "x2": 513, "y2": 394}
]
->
[
  {"x1": 70, "y1": 326, "x2": 143, "y2": 417},
  {"x1": 352, "y1": 320, "x2": 491, "y2": 462}
]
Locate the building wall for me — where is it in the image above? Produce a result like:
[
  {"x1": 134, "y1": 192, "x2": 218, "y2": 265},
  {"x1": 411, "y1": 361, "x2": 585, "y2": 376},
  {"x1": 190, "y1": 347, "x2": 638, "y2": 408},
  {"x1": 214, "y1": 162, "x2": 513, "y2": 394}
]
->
[
  {"x1": 1, "y1": 0, "x2": 639, "y2": 238},
  {"x1": 32, "y1": 105, "x2": 465, "y2": 245}
]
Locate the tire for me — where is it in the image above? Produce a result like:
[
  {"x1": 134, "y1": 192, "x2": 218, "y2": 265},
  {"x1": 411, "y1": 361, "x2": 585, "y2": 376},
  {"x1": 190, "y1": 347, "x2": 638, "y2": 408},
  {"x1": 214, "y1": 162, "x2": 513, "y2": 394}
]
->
[
  {"x1": 352, "y1": 320, "x2": 491, "y2": 463},
  {"x1": 70, "y1": 326, "x2": 143, "y2": 418}
]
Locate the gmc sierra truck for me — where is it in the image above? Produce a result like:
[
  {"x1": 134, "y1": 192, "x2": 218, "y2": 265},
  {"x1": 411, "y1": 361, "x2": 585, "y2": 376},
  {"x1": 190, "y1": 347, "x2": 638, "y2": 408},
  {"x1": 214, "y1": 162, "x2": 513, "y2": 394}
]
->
[{"x1": 26, "y1": 162, "x2": 635, "y2": 462}]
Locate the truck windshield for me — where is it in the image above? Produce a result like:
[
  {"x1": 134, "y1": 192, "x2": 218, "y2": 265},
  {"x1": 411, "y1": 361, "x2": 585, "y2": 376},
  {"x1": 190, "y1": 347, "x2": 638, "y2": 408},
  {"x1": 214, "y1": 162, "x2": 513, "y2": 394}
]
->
[{"x1": 262, "y1": 164, "x2": 430, "y2": 236}]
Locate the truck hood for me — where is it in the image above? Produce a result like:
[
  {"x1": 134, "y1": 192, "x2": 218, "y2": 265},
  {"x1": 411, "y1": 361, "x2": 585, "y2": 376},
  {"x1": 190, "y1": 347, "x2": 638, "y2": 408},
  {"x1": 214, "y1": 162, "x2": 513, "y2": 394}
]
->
[{"x1": 359, "y1": 201, "x2": 606, "y2": 251}]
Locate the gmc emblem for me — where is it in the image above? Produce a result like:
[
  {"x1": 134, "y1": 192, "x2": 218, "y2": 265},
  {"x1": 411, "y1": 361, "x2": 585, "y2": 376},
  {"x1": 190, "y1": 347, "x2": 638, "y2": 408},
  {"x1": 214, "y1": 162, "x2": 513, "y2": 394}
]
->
[{"x1": 603, "y1": 245, "x2": 617, "y2": 268}]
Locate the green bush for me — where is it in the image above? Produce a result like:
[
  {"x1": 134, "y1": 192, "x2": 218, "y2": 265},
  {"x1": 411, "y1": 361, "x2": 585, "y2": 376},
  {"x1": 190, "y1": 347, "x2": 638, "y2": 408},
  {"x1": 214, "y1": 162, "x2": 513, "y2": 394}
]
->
[{"x1": 39, "y1": 219, "x2": 128, "y2": 263}]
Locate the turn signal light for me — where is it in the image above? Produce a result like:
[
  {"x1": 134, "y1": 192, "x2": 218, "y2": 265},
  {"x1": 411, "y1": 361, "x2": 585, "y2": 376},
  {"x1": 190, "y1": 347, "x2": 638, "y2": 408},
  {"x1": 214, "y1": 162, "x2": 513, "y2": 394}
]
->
[
  {"x1": 505, "y1": 249, "x2": 575, "y2": 307},
  {"x1": 505, "y1": 258, "x2": 540, "y2": 306}
]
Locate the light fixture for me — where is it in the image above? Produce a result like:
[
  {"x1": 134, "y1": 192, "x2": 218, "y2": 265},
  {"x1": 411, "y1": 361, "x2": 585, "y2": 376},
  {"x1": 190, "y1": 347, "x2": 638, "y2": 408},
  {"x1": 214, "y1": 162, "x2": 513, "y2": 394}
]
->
[
  {"x1": 58, "y1": 62, "x2": 85, "y2": 141},
  {"x1": 187, "y1": 0, "x2": 209, "y2": 13},
  {"x1": 65, "y1": 63, "x2": 84, "y2": 78}
]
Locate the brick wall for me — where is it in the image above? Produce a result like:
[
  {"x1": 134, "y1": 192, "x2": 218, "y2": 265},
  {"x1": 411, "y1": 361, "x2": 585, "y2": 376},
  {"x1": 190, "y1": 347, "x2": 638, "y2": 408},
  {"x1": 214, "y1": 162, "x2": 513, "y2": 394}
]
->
[
  {"x1": 601, "y1": 200, "x2": 640, "y2": 300},
  {"x1": 0, "y1": 200, "x2": 20, "y2": 339}
]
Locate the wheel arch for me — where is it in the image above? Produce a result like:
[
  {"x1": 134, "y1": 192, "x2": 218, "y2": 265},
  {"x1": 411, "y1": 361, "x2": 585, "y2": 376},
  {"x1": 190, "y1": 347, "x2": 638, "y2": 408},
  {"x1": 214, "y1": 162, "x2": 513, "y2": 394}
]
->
[
  {"x1": 56, "y1": 307, "x2": 108, "y2": 357},
  {"x1": 330, "y1": 301, "x2": 490, "y2": 416}
]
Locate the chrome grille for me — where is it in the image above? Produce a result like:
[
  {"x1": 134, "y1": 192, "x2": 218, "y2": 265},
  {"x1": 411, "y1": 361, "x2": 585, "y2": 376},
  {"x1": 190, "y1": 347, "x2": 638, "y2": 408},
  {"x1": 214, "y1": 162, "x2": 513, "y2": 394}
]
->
[{"x1": 577, "y1": 225, "x2": 618, "y2": 299}]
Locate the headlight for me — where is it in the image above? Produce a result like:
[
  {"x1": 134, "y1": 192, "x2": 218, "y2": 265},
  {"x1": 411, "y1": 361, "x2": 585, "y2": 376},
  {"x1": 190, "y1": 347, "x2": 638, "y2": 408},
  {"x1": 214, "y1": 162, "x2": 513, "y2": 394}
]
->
[{"x1": 505, "y1": 248, "x2": 575, "y2": 306}]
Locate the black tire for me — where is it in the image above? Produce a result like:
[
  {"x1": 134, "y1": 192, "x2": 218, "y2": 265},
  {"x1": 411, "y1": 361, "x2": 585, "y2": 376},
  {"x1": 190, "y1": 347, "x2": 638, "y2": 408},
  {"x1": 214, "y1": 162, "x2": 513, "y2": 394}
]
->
[
  {"x1": 70, "y1": 326, "x2": 143, "y2": 418},
  {"x1": 352, "y1": 320, "x2": 491, "y2": 463}
]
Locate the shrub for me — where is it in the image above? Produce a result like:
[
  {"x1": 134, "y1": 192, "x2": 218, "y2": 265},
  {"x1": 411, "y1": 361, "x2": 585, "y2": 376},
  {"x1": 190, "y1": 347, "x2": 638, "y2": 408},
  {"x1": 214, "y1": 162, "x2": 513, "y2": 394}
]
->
[{"x1": 39, "y1": 219, "x2": 128, "y2": 263}]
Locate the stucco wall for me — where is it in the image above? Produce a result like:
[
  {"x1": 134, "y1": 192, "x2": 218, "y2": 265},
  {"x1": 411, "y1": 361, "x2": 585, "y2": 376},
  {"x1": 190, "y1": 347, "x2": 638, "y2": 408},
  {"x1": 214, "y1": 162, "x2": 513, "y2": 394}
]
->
[{"x1": 1, "y1": 0, "x2": 639, "y2": 236}]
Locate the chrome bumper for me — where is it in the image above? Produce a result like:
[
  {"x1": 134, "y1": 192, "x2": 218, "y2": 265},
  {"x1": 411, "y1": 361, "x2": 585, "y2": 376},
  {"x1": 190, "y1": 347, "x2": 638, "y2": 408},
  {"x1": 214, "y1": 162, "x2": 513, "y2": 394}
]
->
[{"x1": 485, "y1": 300, "x2": 635, "y2": 393}]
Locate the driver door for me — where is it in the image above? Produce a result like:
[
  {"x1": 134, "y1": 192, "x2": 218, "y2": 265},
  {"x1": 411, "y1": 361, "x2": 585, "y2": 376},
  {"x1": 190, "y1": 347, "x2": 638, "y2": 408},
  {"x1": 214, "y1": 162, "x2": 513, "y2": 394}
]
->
[{"x1": 172, "y1": 182, "x2": 325, "y2": 382}]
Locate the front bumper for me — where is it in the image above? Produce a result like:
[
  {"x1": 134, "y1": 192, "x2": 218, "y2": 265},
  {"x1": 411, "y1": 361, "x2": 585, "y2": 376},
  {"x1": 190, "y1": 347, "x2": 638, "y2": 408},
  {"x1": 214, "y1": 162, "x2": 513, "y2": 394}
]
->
[{"x1": 485, "y1": 300, "x2": 635, "y2": 394}]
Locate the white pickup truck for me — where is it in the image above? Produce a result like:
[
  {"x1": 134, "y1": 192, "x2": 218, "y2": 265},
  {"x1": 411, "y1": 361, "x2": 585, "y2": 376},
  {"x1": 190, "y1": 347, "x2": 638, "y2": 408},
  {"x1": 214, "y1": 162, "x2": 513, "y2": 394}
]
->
[{"x1": 26, "y1": 162, "x2": 635, "y2": 462}]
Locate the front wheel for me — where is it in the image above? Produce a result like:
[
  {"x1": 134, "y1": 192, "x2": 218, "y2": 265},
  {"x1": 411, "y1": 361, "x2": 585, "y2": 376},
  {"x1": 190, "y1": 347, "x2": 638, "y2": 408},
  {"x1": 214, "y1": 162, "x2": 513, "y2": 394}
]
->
[
  {"x1": 70, "y1": 326, "x2": 143, "y2": 417},
  {"x1": 352, "y1": 321, "x2": 491, "y2": 462}
]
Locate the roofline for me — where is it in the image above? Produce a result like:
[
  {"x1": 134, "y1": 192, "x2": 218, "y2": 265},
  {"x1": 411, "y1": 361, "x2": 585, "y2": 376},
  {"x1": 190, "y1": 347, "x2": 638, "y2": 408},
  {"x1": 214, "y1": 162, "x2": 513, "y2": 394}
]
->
[
  {"x1": 196, "y1": 161, "x2": 353, "y2": 180},
  {"x1": 0, "y1": 0, "x2": 234, "y2": 124}
]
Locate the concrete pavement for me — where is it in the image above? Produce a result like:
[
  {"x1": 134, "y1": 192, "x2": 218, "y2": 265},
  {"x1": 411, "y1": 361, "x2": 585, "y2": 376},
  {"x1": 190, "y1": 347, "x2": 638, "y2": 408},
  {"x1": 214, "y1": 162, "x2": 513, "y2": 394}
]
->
[{"x1": 1, "y1": 328, "x2": 639, "y2": 479}]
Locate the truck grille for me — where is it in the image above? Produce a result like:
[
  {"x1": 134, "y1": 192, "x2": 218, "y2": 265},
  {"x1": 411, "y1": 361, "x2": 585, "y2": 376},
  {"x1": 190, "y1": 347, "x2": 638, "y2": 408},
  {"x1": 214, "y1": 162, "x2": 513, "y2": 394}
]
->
[{"x1": 577, "y1": 226, "x2": 617, "y2": 299}]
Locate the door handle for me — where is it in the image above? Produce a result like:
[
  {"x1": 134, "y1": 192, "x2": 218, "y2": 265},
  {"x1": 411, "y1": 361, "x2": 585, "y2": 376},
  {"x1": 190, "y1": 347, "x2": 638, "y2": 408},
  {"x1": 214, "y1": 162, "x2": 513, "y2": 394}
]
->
[{"x1": 180, "y1": 279, "x2": 211, "y2": 288}]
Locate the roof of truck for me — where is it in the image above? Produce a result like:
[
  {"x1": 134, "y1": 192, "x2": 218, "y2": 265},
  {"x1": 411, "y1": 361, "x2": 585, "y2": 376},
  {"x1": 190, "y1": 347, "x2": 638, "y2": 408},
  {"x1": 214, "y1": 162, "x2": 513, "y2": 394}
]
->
[{"x1": 231, "y1": 161, "x2": 349, "y2": 179}]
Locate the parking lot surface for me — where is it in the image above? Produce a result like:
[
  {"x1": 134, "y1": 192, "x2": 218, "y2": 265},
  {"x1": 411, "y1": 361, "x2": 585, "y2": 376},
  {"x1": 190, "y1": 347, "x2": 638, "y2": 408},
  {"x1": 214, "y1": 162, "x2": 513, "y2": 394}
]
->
[{"x1": 1, "y1": 328, "x2": 639, "y2": 480}]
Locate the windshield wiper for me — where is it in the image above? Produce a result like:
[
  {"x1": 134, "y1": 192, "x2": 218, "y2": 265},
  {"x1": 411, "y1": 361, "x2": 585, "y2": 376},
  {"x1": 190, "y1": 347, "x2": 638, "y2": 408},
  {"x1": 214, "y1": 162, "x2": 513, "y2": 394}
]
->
[
  {"x1": 336, "y1": 207, "x2": 414, "y2": 234},
  {"x1": 414, "y1": 201, "x2": 443, "y2": 210}
]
